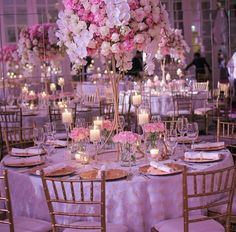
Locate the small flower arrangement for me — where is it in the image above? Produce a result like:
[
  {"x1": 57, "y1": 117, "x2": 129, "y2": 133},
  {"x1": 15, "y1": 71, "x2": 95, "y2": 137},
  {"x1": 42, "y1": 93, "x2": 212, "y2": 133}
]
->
[
  {"x1": 142, "y1": 122, "x2": 165, "y2": 134},
  {"x1": 70, "y1": 127, "x2": 89, "y2": 142},
  {"x1": 142, "y1": 122, "x2": 165, "y2": 148},
  {"x1": 113, "y1": 131, "x2": 140, "y2": 145}
]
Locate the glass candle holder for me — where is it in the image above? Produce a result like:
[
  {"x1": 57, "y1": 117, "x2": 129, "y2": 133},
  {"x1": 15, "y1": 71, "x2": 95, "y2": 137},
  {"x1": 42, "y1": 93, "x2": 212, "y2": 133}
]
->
[
  {"x1": 93, "y1": 116, "x2": 104, "y2": 128},
  {"x1": 131, "y1": 91, "x2": 142, "y2": 107},
  {"x1": 137, "y1": 108, "x2": 150, "y2": 126}
]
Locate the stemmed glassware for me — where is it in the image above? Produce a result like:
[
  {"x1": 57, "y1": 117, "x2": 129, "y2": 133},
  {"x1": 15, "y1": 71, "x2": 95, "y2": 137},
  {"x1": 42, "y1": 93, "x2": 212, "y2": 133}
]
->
[
  {"x1": 177, "y1": 117, "x2": 188, "y2": 138},
  {"x1": 165, "y1": 128, "x2": 178, "y2": 157},
  {"x1": 33, "y1": 127, "x2": 45, "y2": 151},
  {"x1": 187, "y1": 122, "x2": 199, "y2": 147}
]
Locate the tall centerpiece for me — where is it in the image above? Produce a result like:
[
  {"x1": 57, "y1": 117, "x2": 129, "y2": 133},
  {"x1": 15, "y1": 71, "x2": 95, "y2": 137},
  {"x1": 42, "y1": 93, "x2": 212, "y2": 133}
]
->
[
  {"x1": 17, "y1": 23, "x2": 65, "y2": 92},
  {"x1": 56, "y1": 0, "x2": 172, "y2": 132},
  {"x1": 156, "y1": 28, "x2": 190, "y2": 83}
]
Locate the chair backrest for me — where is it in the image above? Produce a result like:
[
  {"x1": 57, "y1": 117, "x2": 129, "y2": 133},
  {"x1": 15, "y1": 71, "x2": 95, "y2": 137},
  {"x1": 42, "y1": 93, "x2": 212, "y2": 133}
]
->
[
  {"x1": 0, "y1": 109, "x2": 22, "y2": 130},
  {"x1": 193, "y1": 81, "x2": 209, "y2": 92},
  {"x1": 99, "y1": 100, "x2": 114, "y2": 120},
  {"x1": 217, "y1": 118, "x2": 236, "y2": 142},
  {"x1": 217, "y1": 82, "x2": 230, "y2": 98},
  {"x1": 163, "y1": 120, "x2": 178, "y2": 130},
  {"x1": 49, "y1": 106, "x2": 62, "y2": 123},
  {"x1": 183, "y1": 165, "x2": 236, "y2": 232},
  {"x1": 3, "y1": 127, "x2": 34, "y2": 153},
  {"x1": 41, "y1": 171, "x2": 106, "y2": 232},
  {"x1": 0, "y1": 170, "x2": 14, "y2": 232},
  {"x1": 172, "y1": 92, "x2": 192, "y2": 118}
]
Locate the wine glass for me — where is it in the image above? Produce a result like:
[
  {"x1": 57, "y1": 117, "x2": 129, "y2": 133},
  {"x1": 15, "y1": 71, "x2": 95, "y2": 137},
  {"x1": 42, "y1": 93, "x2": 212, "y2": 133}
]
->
[
  {"x1": 177, "y1": 117, "x2": 188, "y2": 138},
  {"x1": 165, "y1": 128, "x2": 178, "y2": 157},
  {"x1": 44, "y1": 122, "x2": 56, "y2": 139},
  {"x1": 76, "y1": 118, "x2": 86, "y2": 127},
  {"x1": 33, "y1": 127, "x2": 45, "y2": 150},
  {"x1": 119, "y1": 116, "x2": 126, "y2": 131},
  {"x1": 187, "y1": 122, "x2": 199, "y2": 147}
]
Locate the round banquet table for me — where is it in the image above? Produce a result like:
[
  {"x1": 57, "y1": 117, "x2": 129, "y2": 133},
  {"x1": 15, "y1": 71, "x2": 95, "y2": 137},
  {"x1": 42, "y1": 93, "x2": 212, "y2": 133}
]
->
[
  {"x1": 1, "y1": 148, "x2": 233, "y2": 232},
  {"x1": 120, "y1": 90, "x2": 208, "y2": 116}
]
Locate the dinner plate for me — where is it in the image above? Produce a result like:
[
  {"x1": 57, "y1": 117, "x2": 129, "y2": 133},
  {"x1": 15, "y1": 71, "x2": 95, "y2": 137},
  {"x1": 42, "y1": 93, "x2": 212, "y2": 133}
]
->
[
  {"x1": 10, "y1": 150, "x2": 46, "y2": 157},
  {"x1": 139, "y1": 163, "x2": 184, "y2": 176},
  {"x1": 184, "y1": 154, "x2": 224, "y2": 163},
  {"x1": 192, "y1": 145, "x2": 225, "y2": 151},
  {"x1": 79, "y1": 169, "x2": 128, "y2": 181},
  {"x1": 30, "y1": 165, "x2": 77, "y2": 177},
  {"x1": 3, "y1": 160, "x2": 45, "y2": 168}
]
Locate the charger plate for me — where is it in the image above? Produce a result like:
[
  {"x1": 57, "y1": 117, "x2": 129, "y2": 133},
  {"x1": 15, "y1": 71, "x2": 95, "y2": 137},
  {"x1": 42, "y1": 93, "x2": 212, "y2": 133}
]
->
[
  {"x1": 184, "y1": 154, "x2": 224, "y2": 163},
  {"x1": 139, "y1": 163, "x2": 184, "y2": 176},
  {"x1": 79, "y1": 169, "x2": 128, "y2": 181},
  {"x1": 30, "y1": 165, "x2": 77, "y2": 177},
  {"x1": 3, "y1": 160, "x2": 44, "y2": 168}
]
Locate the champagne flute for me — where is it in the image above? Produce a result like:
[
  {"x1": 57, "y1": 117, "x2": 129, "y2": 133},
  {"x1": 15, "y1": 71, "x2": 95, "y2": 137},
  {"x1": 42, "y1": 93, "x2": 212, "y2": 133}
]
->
[
  {"x1": 165, "y1": 128, "x2": 178, "y2": 157},
  {"x1": 33, "y1": 127, "x2": 45, "y2": 151},
  {"x1": 177, "y1": 117, "x2": 188, "y2": 138},
  {"x1": 187, "y1": 122, "x2": 199, "y2": 148}
]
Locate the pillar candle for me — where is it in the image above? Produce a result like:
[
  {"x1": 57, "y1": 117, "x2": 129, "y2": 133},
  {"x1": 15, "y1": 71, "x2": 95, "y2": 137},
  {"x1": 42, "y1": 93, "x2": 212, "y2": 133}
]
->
[
  {"x1": 62, "y1": 109, "x2": 73, "y2": 124},
  {"x1": 90, "y1": 126, "x2": 101, "y2": 142},
  {"x1": 132, "y1": 92, "x2": 142, "y2": 106},
  {"x1": 138, "y1": 111, "x2": 149, "y2": 125}
]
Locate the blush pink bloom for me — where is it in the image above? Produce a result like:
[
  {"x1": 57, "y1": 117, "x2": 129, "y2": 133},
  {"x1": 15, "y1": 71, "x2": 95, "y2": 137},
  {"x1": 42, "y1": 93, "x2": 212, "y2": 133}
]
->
[
  {"x1": 70, "y1": 127, "x2": 89, "y2": 141},
  {"x1": 113, "y1": 131, "x2": 140, "y2": 145},
  {"x1": 142, "y1": 122, "x2": 165, "y2": 134},
  {"x1": 102, "y1": 120, "x2": 114, "y2": 131}
]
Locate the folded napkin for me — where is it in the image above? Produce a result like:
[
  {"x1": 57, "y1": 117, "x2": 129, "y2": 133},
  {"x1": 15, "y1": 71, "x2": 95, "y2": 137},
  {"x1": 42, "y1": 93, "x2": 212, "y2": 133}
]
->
[
  {"x1": 191, "y1": 142, "x2": 225, "y2": 150},
  {"x1": 150, "y1": 161, "x2": 174, "y2": 173},
  {"x1": 96, "y1": 164, "x2": 107, "y2": 179},
  {"x1": 4, "y1": 156, "x2": 41, "y2": 165},
  {"x1": 11, "y1": 147, "x2": 44, "y2": 155},
  {"x1": 184, "y1": 151, "x2": 221, "y2": 160},
  {"x1": 36, "y1": 163, "x2": 68, "y2": 175},
  {"x1": 54, "y1": 140, "x2": 67, "y2": 147}
]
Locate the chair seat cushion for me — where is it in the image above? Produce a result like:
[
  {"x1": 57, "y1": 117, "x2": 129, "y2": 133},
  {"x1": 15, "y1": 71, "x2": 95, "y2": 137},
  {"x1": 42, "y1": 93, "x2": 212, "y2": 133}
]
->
[
  {"x1": 154, "y1": 216, "x2": 224, "y2": 232},
  {"x1": 194, "y1": 107, "x2": 212, "y2": 115},
  {"x1": 210, "y1": 195, "x2": 236, "y2": 215},
  {"x1": 63, "y1": 221, "x2": 128, "y2": 232},
  {"x1": 0, "y1": 216, "x2": 51, "y2": 232},
  {"x1": 166, "y1": 110, "x2": 190, "y2": 117}
]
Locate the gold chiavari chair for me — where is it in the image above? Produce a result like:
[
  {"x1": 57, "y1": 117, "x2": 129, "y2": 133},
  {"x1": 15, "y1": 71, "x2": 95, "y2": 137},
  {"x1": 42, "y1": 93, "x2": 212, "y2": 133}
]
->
[
  {"x1": 217, "y1": 118, "x2": 236, "y2": 159},
  {"x1": 3, "y1": 127, "x2": 35, "y2": 153},
  {"x1": 0, "y1": 170, "x2": 52, "y2": 232},
  {"x1": 0, "y1": 109, "x2": 22, "y2": 130},
  {"x1": 151, "y1": 165, "x2": 236, "y2": 232},
  {"x1": 166, "y1": 92, "x2": 193, "y2": 120},
  {"x1": 99, "y1": 100, "x2": 114, "y2": 120},
  {"x1": 193, "y1": 81, "x2": 209, "y2": 92},
  {"x1": 163, "y1": 120, "x2": 178, "y2": 130},
  {"x1": 41, "y1": 171, "x2": 128, "y2": 232}
]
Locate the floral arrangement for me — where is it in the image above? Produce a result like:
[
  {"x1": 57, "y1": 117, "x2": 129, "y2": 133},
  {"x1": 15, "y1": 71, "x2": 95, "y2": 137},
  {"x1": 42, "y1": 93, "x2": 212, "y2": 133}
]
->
[
  {"x1": 70, "y1": 127, "x2": 89, "y2": 141},
  {"x1": 102, "y1": 120, "x2": 114, "y2": 131},
  {"x1": 56, "y1": 0, "x2": 171, "y2": 74},
  {"x1": 157, "y1": 28, "x2": 190, "y2": 63},
  {"x1": 113, "y1": 131, "x2": 140, "y2": 144},
  {"x1": 142, "y1": 122, "x2": 165, "y2": 134},
  {"x1": 18, "y1": 23, "x2": 65, "y2": 66},
  {"x1": 0, "y1": 44, "x2": 19, "y2": 64}
]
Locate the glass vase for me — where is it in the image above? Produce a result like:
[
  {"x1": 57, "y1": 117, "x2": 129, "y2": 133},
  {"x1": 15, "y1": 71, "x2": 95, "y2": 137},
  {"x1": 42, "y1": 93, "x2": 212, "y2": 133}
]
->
[{"x1": 120, "y1": 143, "x2": 136, "y2": 167}]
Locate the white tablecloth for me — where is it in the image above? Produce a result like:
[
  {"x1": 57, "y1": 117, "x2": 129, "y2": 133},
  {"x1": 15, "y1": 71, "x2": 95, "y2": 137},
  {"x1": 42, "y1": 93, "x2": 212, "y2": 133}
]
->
[{"x1": 1, "y1": 147, "x2": 233, "y2": 232}]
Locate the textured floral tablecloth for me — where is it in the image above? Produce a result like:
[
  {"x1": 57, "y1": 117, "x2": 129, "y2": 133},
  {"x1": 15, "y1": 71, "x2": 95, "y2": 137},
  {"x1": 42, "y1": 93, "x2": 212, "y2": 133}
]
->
[{"x1": 1, "y1": 148, "x2": 233, "y2": 232}]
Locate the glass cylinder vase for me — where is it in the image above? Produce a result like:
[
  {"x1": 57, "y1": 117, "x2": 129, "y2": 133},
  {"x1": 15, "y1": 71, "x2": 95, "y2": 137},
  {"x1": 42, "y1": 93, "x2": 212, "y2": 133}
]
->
[{"x1": 119, "y1": 143, "x2": 136, "y2": 167}]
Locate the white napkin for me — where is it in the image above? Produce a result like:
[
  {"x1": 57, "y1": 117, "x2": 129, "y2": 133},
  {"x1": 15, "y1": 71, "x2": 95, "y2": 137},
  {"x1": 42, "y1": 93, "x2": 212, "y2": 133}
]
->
[
  {"x1": 191, "y1": 142, "x2": 225, "y2": 150},
  {"x1": 150, "y1": 161, "x2": 174, "y2": 173},
  {"x1": 54, "y1": 140, "x2": 67, "y2": 147},
  {"x1": 4, "y1": 156, "x2": 41, "y2": 165},
  {"x1": 36, "y1": 163, "x2": 68, "y2": 175},
  {"x1": 11, "y1": 147, "x2": 44, "y2": 155},
  {"x1": 184, "y1": 151, "x2": 221, "y2": 160},
  {"x1": 96, "y1": 164, "x2": 107, "y2": 179}
]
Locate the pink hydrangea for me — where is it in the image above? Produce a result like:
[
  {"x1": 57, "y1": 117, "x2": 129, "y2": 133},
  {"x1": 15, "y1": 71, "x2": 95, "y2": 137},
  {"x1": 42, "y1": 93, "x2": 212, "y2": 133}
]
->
[
  {"x1": 113, "y1": 131, "x2": 140, "y2": 144},
  {"x1": 142, "y1": 122, "x2": 165, "y2": 134},
  {"x1": 102, "y1": 120, "x2": 114, "y2": 131},
  {"x1": 70, "y1": 127, "x2": 89, "y2": 141}
]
